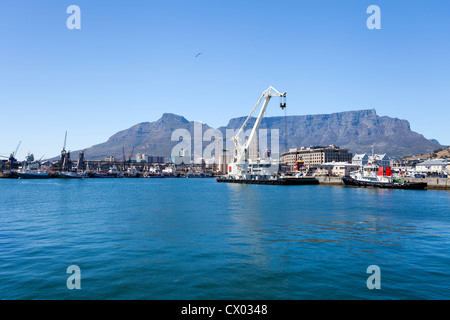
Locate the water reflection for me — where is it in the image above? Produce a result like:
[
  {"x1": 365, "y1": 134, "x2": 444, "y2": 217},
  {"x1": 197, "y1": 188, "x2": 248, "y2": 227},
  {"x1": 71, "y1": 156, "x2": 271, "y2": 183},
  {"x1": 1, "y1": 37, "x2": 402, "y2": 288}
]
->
[{"x1": 222, "y1": 184, "x2": 447, "y2": 266}]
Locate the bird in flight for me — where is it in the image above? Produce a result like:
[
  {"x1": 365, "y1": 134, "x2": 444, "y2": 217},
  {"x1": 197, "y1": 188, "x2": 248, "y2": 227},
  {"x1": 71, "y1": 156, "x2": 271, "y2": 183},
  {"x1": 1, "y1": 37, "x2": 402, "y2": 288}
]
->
[{"x1": 195, "y1": 52, "x2": 202, "y2": 58}]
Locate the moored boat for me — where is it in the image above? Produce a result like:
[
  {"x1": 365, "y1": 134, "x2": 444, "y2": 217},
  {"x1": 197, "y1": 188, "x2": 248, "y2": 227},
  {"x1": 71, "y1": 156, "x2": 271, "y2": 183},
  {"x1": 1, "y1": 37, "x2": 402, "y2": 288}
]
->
[
  {"x1": 342, "y1": 164, "x2": 427, "y2": 190},
  {"x1": 15, "y1": 170, "x2": 50, "y2": 179},
  {"x1": 92, "y1": 166, "x2": 124, "y2": 178},
  {"x1": 93, "y1": 172, "x2": 116, "y2": 178},
  {"x1": 59, "y1": 171, "x2": 88, "y2": 179}
]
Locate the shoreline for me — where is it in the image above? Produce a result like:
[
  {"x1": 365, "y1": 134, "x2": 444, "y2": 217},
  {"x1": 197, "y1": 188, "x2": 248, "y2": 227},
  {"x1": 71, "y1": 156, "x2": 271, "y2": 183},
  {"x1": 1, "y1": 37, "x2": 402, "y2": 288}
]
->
[{"x1": 1, "y1": 171, "x2": 449, "y2": 190}]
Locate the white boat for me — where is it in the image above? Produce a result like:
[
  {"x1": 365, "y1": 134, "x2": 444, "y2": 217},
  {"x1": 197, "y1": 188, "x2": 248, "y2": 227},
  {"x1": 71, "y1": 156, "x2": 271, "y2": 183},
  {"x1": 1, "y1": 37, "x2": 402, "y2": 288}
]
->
[
  {"x1": 146, "y1": 173, "x2": 164, "y2": 178},
  {"x1": 349, "y1": 163, "x2": 392, "y2": 184},
  {"x1": 108, "y1": 166, "x2": 124, "y2": 178},
  {"x1": 94, "y1": 166, "x2": 124, "y2": 178},
  {"x1": 59, "y1": 171, "x2": 88, "y2": 179},
  {"x1": 126, "y1": 166, "x2": 139, "y2": 178}
]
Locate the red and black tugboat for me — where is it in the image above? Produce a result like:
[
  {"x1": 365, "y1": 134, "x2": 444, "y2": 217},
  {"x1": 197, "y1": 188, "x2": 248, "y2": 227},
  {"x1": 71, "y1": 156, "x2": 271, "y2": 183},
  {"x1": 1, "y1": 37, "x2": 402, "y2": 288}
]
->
[{"x1": 342, "y1": 164, "x2": 427, "y2": 190}]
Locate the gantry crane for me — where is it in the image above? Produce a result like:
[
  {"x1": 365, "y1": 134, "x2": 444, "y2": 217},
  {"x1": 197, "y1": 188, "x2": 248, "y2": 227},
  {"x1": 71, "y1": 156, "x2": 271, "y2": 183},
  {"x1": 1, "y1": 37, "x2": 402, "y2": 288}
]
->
[{"x1": 228, "y1": 86, "x2": 286, "y2": 178}]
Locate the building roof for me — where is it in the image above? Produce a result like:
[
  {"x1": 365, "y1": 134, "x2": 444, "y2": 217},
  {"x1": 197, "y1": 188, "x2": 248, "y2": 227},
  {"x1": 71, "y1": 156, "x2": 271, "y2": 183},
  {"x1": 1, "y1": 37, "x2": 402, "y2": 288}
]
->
[
  {"x1": 417, "y1": 159, "x2": 448, "y2": 166},
  {"x1": 352, "y1": 153, "x2": 368, "y2": 160},
  {"x1": 369, "y1": 154, "x2": 389, "y2": 160},
  {"x1": 314, "y1": 162, "x2": 355, "y2": 167}
]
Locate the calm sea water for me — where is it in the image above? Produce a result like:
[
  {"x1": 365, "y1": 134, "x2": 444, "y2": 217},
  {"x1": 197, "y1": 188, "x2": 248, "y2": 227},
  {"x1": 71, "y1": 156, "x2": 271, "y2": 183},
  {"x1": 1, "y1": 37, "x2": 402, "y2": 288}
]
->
[{"x1": 0, "y1": 178, "x2": 449, "y2": 300}]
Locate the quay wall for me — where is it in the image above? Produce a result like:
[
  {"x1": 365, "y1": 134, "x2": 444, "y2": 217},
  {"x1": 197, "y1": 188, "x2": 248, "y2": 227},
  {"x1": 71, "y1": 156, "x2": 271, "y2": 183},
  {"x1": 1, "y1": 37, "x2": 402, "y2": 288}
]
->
[
  {"x1": 316, "y1": 176, "x2": 450, "y2": 190},
  {"x1": 316, "y1": 176, "x2": 344, "y2": 185},
  {"x1": 409, "y1": 177, "x2": 449, "y2": 190}
]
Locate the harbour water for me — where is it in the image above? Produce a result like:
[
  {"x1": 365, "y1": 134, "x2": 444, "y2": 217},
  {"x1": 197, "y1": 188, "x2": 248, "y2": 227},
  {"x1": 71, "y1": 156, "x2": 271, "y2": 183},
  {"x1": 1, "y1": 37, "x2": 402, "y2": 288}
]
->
[{"x1": 0, "y1": 178, "x2": 449, "y2": 300}]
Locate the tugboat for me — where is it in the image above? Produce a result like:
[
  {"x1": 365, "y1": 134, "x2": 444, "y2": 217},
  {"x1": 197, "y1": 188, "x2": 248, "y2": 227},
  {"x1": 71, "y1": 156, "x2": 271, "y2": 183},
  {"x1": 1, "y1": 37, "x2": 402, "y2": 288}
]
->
[{"x1": 342, "y1": 164, "x2": 427, "y2": 190}]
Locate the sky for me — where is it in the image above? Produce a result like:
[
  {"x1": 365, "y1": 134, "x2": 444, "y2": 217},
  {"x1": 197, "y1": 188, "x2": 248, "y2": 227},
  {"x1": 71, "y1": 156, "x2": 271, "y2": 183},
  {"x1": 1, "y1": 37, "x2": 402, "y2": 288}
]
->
[{"x1": 0, "y1": 0, "x2": 449, "y2": 160}]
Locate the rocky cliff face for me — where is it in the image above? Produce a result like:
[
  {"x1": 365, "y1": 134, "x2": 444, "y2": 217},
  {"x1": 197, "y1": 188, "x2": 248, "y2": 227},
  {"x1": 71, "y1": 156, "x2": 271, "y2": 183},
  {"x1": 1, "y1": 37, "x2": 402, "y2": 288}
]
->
[
  {"x1": 221, "y1": 109, "x2": 441, "y2": 157},
  {"x1": 71, "y1": 109, "x2": 442, "y2": 160}
]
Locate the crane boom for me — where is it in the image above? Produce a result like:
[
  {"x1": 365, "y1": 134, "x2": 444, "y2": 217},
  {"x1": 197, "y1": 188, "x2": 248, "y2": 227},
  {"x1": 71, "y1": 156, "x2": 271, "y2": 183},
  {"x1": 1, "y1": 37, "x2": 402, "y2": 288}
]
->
[
  {"x1": 228, "y1": 86, "x2": 286, "y2": 178},
  {"x1": 63, "y1": 131, "x2": 67, "y2": 151},
  {"x1": 13, "y1": 141, "x2": 21, "y2": 157},
  {"x1": 128, "y1": 146, "x2": 135, "y2": 162}
]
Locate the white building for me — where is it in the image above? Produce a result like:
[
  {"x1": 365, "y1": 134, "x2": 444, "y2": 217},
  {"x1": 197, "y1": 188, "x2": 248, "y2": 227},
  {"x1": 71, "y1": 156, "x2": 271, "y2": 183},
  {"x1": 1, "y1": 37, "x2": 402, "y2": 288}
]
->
[
  {"x1": 352, "y1": 154, "x2": 369, "y2": 166},
  {"x1": 416, "y1": 159, "x2": 448, "y2": 174},
  {"x1": 352, "y1": 153, "x2": 390, "y2": 168},
  {"x1": 313, "y1": 162, "x2": 360, "y2": 177},
  {"x1": 135, "y1": 153, "x2": 149, "y2": 162},
  {"x1": 369, "y1": 154, "x2": 390, "y2": 168}
]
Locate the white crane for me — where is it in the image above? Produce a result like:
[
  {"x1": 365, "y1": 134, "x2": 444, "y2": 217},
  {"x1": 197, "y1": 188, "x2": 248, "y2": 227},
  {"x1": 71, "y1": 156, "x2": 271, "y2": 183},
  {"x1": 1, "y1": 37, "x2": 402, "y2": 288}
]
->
[
  {"x1": 12, "y1": 141, "x2": 21, "y2": 159},
  {"x1": 228, "y1": 86, "x2": 286, "y2": 178}
]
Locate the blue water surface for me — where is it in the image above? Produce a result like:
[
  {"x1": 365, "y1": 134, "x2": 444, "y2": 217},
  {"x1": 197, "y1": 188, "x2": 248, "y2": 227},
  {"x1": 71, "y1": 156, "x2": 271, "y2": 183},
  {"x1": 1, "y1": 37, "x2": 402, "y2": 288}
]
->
[{"x1": 0, "y1": 178, "x2": 449, "y2": 299}]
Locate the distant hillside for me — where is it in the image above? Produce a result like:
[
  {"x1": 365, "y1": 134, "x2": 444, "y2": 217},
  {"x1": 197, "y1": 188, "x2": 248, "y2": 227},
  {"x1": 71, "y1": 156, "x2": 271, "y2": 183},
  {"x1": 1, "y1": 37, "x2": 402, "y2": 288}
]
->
[
  {"x1": 404, "y1": 147, "x2": 450, "y2": 160},
  {"x1": 72, "y1": 113, "x2": 212, "y2": 161},
  {"x1": 65, "y1": 109, "x2": 443, "y2": 160}
]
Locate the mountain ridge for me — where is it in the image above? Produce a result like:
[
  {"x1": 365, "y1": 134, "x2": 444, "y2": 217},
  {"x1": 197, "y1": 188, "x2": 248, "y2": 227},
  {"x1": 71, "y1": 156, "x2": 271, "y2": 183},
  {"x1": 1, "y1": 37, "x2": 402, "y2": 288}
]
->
[{"x1": 62, "y1": 109, "x2": 443, "y2": 160}]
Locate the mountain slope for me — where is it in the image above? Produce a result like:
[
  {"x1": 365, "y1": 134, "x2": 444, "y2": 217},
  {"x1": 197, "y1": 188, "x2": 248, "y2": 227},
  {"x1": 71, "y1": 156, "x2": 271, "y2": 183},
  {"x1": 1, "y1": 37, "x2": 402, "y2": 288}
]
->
[
  {"x1": 220, "y1": 109, "x2": 442, "y2": 157},
  {"x1": 67, "y1": 109, "x2": 443, "y2": 160}
]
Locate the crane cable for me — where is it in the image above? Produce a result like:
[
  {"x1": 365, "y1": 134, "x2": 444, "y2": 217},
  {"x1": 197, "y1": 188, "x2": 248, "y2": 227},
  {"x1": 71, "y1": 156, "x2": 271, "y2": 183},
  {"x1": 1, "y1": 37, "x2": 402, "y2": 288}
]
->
[{"x1": 284, "y1": 106, "x2": 288, "y2": 153}]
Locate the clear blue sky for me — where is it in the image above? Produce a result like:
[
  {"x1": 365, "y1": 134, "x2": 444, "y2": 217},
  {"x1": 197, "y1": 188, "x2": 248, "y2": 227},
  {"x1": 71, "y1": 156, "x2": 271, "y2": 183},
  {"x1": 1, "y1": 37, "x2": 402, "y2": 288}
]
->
[{"x1": 1, "y1": 0, "x2": 449, "y2": 160}]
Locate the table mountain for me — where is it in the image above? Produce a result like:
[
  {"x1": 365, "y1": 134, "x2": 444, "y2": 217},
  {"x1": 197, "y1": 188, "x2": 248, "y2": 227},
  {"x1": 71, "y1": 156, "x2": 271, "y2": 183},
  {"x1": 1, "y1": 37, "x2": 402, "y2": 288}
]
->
[
  {"x1": 221, "y1": 109, "x2": 443, "y2": 157},
  {"x1": 67, "y1": 109, "x2": 443, "y2": 160}
]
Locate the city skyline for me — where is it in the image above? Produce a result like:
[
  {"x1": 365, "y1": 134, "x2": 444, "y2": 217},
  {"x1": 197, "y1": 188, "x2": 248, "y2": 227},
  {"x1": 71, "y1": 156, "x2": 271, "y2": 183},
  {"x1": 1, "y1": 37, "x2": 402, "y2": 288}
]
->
[{"x1": 1, "y1": 0, "x2": 449, "y2": 160}]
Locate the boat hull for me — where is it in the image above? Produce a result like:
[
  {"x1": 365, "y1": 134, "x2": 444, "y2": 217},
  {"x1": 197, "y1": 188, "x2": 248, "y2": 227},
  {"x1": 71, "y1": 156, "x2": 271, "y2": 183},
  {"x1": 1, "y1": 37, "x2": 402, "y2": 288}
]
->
[
  {"x1": 16, "y1": 172, "x2": 50, "y2": 179},
  {"x1": 92, "y1": 173, "x2": 116, "y2": 178},
  {"x1": 342, "y1": 176, "x2": 427, "y2": 190},
  {"x1": 59, "y1": 172, "x2": 87, "y2": 179}
]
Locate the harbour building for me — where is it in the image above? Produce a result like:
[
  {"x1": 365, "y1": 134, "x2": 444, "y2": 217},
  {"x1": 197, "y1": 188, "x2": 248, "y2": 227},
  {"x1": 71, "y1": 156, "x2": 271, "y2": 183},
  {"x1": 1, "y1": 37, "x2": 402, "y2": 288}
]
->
[
  {"x1": 415, "y1": 159, "x2": 448, "y2": 174},
  {"x1": 352, "y1": 154, "x2": 369, "y2": 166},
  {"x1": 352, "y1": 153, "x2": 391, "y2": 168},
  {"x1": 313, "y1": 162, "x2": 360, "y2": 177},
  {"x1": 280, "y1": 145, "x2": 353, "y2": 170}
]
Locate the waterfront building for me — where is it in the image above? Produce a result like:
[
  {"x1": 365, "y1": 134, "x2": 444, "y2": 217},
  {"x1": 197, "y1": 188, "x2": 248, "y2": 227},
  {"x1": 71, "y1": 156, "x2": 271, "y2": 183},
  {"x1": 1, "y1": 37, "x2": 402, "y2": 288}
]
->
[
  {"x1": 280, "y1": 145, "x2": 353, "y2": 170},
  {"x1": 352, "y1": 153, "x2": 391, "y2": 168},
  {"x1": 369, "y1": 154, "x2": 390, "y2": 168},
  {"x1": 219, "y1": 149, "x2": 232, "y2": 174},
  {"x1": 135, "y1": 154, "x2": 164, "y2": 163},
  {"x1": 416, "y1": 159, "x2": 448, "y2": 174},
  {"x1": 352, "y1": 154, "x2": 369, "y2": 166},
  {"x1": 135, "y1": 154, "x2": 149, "y2": 162},
  {"x1": 313, "y1": 162, "x2": 360, "y2": 177}
]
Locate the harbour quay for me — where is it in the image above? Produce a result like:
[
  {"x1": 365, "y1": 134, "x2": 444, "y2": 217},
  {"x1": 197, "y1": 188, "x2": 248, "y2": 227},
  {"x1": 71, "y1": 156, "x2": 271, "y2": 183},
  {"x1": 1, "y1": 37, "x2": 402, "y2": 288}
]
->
[{"x1": 316, "y1": 175, "x2": 449, "y2": 190}]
